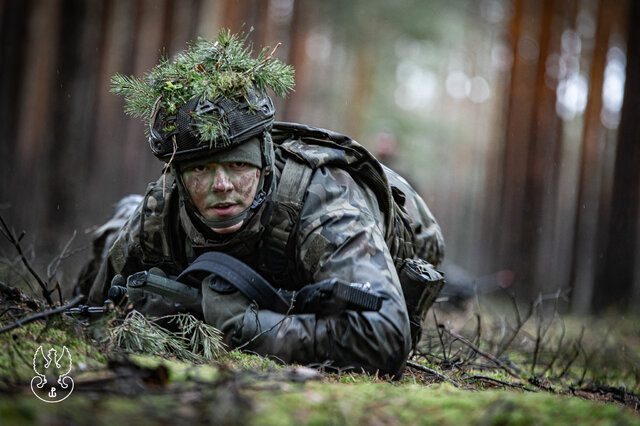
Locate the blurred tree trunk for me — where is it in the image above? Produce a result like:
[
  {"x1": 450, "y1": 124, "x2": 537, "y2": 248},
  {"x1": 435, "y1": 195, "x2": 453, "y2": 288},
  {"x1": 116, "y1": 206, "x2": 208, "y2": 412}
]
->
[
  {"x1": 498, "y1": 0, "x2": 541, "y2": 297},
  {"x1": 282, "y1": 0, "x2": 312, "y2": 122},
  {"x1": 569, "y1": 0, "x2": 621, "y2": 312},
  {"x1": 534, "y1": 0, "x2": 576, "y2": 295},
  {"x1": 345, "y1": 50, "x2": 375, "y2": 141},
  {"x1": 592, "y1": 0, "x2": 640, "y2": 311},
  {"x1": 221, "y1": 0, "x2": 268, "y2": 39},
  {"x1": 0, "y1": 2, "x2": 29, "y2": 209},
  {"x1": 221, "y1": 0, "x2": 246, "y2": 32},
  {"x1": 521, "y1": 0, "x2": 561, "y2": 297},
  {"x1": 12, "y1": 0, "x2": 61, "y2": 254}
]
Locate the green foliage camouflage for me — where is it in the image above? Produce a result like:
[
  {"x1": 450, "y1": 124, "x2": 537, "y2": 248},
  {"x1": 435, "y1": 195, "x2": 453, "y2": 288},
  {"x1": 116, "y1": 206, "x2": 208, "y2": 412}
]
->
[{"x1": 110, "y1": 29, "x2": 295, "y2": 143}]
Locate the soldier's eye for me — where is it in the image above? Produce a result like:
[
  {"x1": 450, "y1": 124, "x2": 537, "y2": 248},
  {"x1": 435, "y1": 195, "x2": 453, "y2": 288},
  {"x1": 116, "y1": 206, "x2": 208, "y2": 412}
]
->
[
  {"x1": 231, "y1": 162, "x2": 246, "y2": 168},
  {"x1": 192, "y1": 165, "x2": 208, "y2": 172}
]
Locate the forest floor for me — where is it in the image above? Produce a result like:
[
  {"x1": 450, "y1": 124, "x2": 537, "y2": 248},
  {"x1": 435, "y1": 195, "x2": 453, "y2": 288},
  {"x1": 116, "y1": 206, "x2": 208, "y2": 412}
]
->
[
  {"x1": 0, "y1": 214, "x2": 638, "y2": 425},
  {"x1": 0, "y1": 280, "x2": 639, "y2": 425}
]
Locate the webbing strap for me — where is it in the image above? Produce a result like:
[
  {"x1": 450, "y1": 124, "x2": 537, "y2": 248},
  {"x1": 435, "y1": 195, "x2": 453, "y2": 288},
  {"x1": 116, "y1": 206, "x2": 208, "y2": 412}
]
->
[
  {"x1": 266, "y1": 157, "x2": 314, "y2": 264},
  {"x1": 176, "y1": 251, "x2": 290, "y2": 313},
  {"x1": 277, "y1": 158, "x2": 312, "y2": 207}
]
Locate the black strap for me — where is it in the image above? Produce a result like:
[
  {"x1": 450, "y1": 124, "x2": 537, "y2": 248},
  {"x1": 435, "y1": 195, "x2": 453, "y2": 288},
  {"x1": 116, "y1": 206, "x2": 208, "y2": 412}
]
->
[{"x1": 176, "y1": 251, "x2": 291, "y2": 313}]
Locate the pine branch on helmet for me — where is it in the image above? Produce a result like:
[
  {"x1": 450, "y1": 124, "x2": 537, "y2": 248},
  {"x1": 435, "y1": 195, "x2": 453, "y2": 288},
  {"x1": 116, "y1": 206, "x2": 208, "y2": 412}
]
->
[{"x1": 109, "y1": 29, "x2": 294, "y2": 164}]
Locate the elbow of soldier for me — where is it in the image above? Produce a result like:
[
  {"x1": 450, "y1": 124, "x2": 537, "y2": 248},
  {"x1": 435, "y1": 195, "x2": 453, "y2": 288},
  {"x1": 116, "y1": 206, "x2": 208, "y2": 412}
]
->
[{"x1": 378, "y1": 316, "x2": 412, "y2": 377}]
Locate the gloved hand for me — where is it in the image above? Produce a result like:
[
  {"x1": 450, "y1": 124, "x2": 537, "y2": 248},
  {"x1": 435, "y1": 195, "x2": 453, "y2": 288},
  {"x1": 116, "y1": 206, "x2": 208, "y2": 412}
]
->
[
  {"x1": 201, "y1": 275, "x2": 253, "y2": 347},
  {"x1": 122, "y1": 270, "x2": 203, "y2": 319}
]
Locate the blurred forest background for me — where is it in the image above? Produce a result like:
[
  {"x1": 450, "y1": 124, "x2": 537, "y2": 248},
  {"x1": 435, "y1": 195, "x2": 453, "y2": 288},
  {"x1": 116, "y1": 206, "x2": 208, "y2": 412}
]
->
[{"x1": 0, "y1": 0, "x2": 638, "y2": 313}]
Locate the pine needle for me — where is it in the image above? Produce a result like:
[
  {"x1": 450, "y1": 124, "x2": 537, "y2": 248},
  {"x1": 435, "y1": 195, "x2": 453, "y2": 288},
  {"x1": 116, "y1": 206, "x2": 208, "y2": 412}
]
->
[{"x1": 109, "y1": 311, "x2": 226, "y2": 362}]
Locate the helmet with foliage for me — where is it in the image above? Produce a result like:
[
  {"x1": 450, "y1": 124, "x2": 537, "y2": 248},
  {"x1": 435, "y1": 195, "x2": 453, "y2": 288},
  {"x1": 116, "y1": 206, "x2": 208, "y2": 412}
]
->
[
  {"x1": 110, "y1": 29, "x2": 295, "y2": 167},
  {"x1": 111, "y1": 30, "x2": 295, "y2": 233}
]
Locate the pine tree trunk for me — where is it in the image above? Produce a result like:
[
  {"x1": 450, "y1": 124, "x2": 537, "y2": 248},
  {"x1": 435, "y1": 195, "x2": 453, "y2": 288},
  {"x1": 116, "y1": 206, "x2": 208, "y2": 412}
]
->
[{"x1": 592, "y1": 0, "x2": 640, "y2": 311}]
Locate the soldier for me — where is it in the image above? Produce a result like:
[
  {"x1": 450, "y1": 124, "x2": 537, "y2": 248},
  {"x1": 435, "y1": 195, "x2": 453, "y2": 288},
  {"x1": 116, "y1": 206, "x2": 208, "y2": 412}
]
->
[{"x1": 83, "y1": 31, "x2": 444, "y2": 377}]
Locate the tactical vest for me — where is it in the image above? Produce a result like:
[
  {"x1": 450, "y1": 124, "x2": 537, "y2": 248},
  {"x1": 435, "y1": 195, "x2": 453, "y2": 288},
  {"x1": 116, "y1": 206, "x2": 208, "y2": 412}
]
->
[{"x1": 138, "y1": 122, "x2": 443, "y2": 348}]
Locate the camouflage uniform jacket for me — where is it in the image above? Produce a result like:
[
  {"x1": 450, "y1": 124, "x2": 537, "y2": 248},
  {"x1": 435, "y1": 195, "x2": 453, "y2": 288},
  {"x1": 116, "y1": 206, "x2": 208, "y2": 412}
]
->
[{"x1": 88, "y1": 122, "x2": 444, "y2": 376}]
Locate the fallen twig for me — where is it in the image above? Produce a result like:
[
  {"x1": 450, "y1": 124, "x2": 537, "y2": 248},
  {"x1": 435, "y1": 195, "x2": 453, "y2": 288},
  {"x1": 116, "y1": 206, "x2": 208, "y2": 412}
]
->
[
  {"x1": 0, "y1": 295, "x2": 83, "y2": 334},
  {"x1": 441, "y1": 326, "x2": 521, "y2": 379},
  {"x1": 406, "y1": 360, "x2": 464, "y2": 388},
  {"x1": 464, "y1": 374, "x2": 536, "y2": 392}
]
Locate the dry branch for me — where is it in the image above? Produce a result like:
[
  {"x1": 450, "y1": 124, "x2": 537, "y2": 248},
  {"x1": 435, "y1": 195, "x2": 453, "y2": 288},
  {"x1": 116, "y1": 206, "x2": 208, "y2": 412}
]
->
[
  {"x1": 464, "y1": 374, "x2": 536, "y2": 392},
  {"x1": 0, "y1": 215, "x2": 53, "y2": 305},
  {"x1": 441, "y1": 326, "x2": 521, "y2": 379},
  {"x1": 0, "y1": 294, "x2": 83, "y2": 334},
  {"x1": 406, "y1": 360, "x2": 464, "y2": 388}
]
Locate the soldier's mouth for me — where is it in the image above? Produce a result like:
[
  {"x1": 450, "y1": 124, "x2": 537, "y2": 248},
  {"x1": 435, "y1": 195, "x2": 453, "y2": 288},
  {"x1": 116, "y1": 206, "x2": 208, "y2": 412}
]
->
[{"x1": 209, "y1": 203, "x2": 238, "y2": 215}]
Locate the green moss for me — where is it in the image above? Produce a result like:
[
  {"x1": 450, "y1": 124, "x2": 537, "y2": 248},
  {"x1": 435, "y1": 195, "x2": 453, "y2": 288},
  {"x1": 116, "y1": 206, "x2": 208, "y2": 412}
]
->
[
  {"x1": 224, "y1": 349, "x2": 285, "y2": 372},
  {"x1": 0, "y1": 371, "x2": 638, "y2": 425},
  {"x1": 0, "y1": 303, "x2": 638, "y2": 425},
  {"x1": 128, "y1": 353, "x2": 221, "y2": 383},
  {"x1": 250, "y1": 383, "x2": 639, "y2": 426},
  {"x1": 0, "y1": 320, "x2": 106, "y2": 386}
]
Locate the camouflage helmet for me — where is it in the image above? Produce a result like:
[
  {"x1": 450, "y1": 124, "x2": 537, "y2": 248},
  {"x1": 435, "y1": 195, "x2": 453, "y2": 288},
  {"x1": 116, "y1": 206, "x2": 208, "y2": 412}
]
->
[{"x1": 148, "y1": 87, "x2": 275, "y2": 164}]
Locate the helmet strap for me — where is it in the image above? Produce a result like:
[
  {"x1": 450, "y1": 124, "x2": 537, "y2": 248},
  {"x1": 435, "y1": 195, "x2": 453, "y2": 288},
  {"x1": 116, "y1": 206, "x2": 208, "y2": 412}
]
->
[{"x1": 198, "y1": 208, "x2": 249, "y2": 229}]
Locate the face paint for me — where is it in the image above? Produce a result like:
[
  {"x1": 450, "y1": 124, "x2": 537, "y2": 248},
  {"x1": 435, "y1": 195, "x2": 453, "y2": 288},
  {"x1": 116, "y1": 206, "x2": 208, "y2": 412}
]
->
[{"x1": 182, "y1": 162, "x2": 261, "y2": 234}]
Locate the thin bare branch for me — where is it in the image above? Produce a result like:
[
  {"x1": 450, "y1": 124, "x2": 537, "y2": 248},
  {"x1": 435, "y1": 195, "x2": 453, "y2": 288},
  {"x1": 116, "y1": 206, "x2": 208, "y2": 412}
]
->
[
  {"x1": 431, "y1": 308, "x2": 449, "y2": 363},
  {"x1": 464, "y1": 374, "x2": 537, "y2": 392},
  {"x1": 236, "y1": 293, "x2": 297, "y2": 351},
  {"x1": 47, "y1": 230, "x2": 77, "y2": 283},
  {"x1": 0, "y1": 295, "x2": 83, "y2": 334},
  {"x1": 0, "y1": 215, "x2": 53, "y2": 305},
  {"x1": 496, "y1": 290, "x2": 534, "y2": 357},
  {"x1": 558, "y1": 327, "x2": 585, "y2": 378},
  {"x1": 442, "y1": 327, "x2": 520, "y2": 379},
  {"x1": 406, "y1": 360, "x2": 464, "y2": 388}
]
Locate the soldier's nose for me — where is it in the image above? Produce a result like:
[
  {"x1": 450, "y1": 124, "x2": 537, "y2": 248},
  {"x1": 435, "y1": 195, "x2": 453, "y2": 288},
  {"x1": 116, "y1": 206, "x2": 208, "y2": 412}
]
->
[{"x1": 212, "y1": 170, "x2": 233, "y2": 192}]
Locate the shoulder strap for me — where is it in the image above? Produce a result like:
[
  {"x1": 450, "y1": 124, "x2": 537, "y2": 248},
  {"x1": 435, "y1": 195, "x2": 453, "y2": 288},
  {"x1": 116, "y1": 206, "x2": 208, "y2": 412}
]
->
[
  {"x1": 276, "y1": 158, "x2": 313, "y2": 209},
  {"x1": 138, "y1": 173, "x2": 184, "y2": 272},
  {"x1": 263, "y1": 157, "x2": 314, "y2": 282}
]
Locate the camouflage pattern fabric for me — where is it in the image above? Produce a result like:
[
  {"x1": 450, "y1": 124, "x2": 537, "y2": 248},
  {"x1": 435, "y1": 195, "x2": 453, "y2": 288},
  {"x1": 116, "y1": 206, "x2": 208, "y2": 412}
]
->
[{"x1": 86, "y1": 122, "x2": 445, "y2": 377}]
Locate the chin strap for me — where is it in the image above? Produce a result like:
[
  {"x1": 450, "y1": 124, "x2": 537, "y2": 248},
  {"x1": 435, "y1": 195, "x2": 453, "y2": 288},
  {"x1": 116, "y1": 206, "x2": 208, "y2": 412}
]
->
[{"x1": 198, "y1": 208, "x2": 249, "y2": 229}]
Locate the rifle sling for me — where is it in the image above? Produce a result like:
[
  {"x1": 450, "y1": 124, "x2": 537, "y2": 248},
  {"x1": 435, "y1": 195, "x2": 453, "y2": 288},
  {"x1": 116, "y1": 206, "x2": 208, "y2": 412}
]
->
[{"x1": 176, "y1": 251, "x2": 291, "y2": 313}]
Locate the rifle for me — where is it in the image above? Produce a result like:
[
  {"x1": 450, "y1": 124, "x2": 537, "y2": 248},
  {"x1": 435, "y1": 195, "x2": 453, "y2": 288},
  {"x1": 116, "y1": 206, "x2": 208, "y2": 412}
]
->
[
  {"x1": 107, "y1": 252, "x2": 383, "y2": 315},
  {"x1": 64, "y1": 305, "x2": 109, "y2": 318}
]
